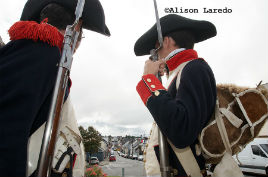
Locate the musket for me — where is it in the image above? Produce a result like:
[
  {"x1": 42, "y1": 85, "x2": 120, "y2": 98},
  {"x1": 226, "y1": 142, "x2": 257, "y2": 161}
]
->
[
  {"x1": 36, "y1": 0, "x2": 85, "y2": 176},
  {"x1": 150, "y1": 0, "x2": 173, "y2": 177}
]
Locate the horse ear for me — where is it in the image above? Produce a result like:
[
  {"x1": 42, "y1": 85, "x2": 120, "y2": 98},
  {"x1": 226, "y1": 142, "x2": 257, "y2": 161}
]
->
[{"x1": 257, "y1": 85, "x2": 268, "y2": 100}]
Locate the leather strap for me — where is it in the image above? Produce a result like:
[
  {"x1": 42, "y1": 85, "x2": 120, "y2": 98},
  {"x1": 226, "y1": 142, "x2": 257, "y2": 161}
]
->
[
  {"x1": 219, "y1": 108, "x2": 243, "y2": 128},
  {"x1": 171, "y1": 60, "x2": 202, "y2": 177},
  {"x1": 215, "y1": 100, "x2": 232, "y2": 154}
]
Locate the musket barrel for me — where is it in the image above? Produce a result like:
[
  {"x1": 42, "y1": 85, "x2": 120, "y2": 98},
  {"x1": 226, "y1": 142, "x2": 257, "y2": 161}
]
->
[
  {"x1": 36, "y1": 0, "x2": 85, "y2": 175},
  {"x1": 36, "y1": 66, "x2": 68, "y2": 176},
  {"x1": 158, "y1": 129, "x2": 172, "y2": 177}
]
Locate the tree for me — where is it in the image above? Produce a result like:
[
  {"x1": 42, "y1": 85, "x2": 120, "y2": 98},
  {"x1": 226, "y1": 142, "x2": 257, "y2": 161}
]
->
[{"x1": 79, "y1": 126, "x2": 102, "y2": 155}]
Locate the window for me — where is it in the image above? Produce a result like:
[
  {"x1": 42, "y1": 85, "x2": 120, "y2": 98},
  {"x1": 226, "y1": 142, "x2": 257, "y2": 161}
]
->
[
  {"x1": 251, "y1": 145, "x2": 267, "y2": 158},
  {"x1": 260, "y1": 144, "x2": 268, "y2": 154}
]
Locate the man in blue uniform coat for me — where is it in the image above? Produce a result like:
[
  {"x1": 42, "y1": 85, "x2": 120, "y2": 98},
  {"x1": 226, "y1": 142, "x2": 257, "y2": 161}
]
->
[
  {"x1": 0, "y1": 0, "x2": 110, "y2": 176},
  {"x1": 135, "y1": 14, "x2": 217, "y2": 176}
]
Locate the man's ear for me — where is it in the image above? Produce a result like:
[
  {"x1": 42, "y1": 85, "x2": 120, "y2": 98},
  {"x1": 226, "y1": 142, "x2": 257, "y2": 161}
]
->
[
  {"x1": 163, "y1": 36, "x2": 169, "y2": 48},
  {"x1": 167, "y1": 36, "x2": 177, "y2": 47}
]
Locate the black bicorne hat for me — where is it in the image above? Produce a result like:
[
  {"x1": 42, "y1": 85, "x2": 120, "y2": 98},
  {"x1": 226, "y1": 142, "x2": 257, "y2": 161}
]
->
[
  {"x1": 134, "y1": 14, "x2": 216, "y2": 56},
  {"x1": 20, "y1": 0, "x2": 110, "y2": 36}
]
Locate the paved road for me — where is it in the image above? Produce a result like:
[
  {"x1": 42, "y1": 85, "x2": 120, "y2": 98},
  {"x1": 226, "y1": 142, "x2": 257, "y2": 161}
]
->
[
  {"x1": 102, "y1": 154, "x2": 146, "y2": 177},
  {"x1": 102, "y1": 154, "x2": 263, "y2": 177}
]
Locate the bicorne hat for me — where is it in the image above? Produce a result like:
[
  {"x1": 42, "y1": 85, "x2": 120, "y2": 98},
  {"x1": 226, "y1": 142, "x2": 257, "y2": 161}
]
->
[
  {"x1": 134, "y1": 14, "x2": 216, "y2": 56},
  {"x1": 20, "y1": 0, "x2": 110, "y2": 36}
]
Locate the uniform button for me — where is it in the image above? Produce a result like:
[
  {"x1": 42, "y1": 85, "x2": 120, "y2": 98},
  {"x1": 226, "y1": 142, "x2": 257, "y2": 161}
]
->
[
  {"x1": 147, "y1": 78, "x2": 152, "y2": 82},
  {"x1": 173, "y1": 169, "x2": 178, "y2": 175},
  {"x1": 151, "y1": 85, "x2": 155, "y2": 88},
  {"x1": 154, "y1": 90, "x2": 160, "y2": 96}
]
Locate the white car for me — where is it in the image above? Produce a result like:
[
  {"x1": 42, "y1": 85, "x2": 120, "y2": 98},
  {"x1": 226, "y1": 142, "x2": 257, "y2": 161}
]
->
[
  {"x1": 233, "y1": 137, "x2": 268, "y2": 175},
  {"x1": 110, "y1": 150, "x2": 114, "y2": 155},
  {"x1": 132, "y1": 154, "x2": 138, "y2": 160},
  {"x1": 90, "y1": 157, "x2": 99, "y2": 165},
  {"x1": 129, "y1": 154, "x2": 133, "y2": 159},
  {"x1": 138, "y1": 155, "x2": 144, "y2": 161}
]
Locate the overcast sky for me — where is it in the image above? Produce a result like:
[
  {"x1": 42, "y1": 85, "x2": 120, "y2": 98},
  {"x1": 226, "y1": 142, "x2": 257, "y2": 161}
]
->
[{"x1": 0, "y1": 0, "x2": 267, "y2": 137}]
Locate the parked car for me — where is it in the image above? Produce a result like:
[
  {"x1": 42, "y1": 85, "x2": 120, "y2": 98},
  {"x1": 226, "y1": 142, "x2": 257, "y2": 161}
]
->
[
  {"x1": 132, "y1": 154, "x2": 138, "y2": 160},
  {"x1": 233, "y1": 137, "x2": 268, "y2": 175},
  {"x1": 109, "y1": 155, "x2": 116, "y2": 161},
  {"x1": 129, "y1": 154, "x2": 133, "y2": 159},
  {"x1": 90, "y1": 157, "x2": 99, "y2": 165},
  {"x1": 138, "y1": 155, "x2": 144, "y2": 161}
]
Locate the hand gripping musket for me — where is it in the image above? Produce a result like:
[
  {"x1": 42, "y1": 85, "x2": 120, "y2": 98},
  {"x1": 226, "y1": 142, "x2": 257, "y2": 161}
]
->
[
  {"x1": 36, "y1": 0, "x2": 85, "y2": 176},
  {"x1": 150, "y1": 0, "x2": 173, "y2": 177}
]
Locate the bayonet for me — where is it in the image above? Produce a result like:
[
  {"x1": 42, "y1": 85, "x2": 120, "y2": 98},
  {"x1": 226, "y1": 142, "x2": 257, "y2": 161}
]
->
[
  {"x1": 153, "y1": 0, "x2": 163, "y2": 47},
  {"x1": 151, "y1": 0, "x2": 173, "y2": 177},
  {"x1": 150, "y1": 0, "x2": 163, "y2": 62}
]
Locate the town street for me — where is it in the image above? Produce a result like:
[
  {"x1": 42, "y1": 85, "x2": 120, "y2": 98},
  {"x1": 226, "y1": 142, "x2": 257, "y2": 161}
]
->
[
  {"x1": 101, "y1": 154, "x2": 263, "y2": 177},
  {"x1": 102, "y1": 154, "x2": 146, "y2": 177}
]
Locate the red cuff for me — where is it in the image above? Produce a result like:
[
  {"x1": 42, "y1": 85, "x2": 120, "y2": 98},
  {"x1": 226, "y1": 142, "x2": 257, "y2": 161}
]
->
[
  {"x1": 136, "y1": 74, "x2": 166, "y2": 105},
  {"x1": 136, "y1": 80, "x2": 152, "y2": 105},
  {"x1": 142, "y1": 74, "x2": 165, "y2": 92}
]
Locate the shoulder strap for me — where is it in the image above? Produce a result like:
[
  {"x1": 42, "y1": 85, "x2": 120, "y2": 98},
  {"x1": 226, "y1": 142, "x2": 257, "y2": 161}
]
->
[
  {"x1": 169, "y1": 60, "x2": 202, "y2": 177},
  {"x1": 175, "y1": 60, "x2": 193, "y2": 90},
  {"x1": 168, "y1": 140, "x2": 202, "y2": 177}
]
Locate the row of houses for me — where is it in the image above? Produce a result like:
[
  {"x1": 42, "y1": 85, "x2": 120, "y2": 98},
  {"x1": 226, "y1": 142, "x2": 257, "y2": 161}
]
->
[
  {"x1": 85, "y1": 135, "x2": 149, "y2": 161},
  {"x1": 120, "y1": 137, "x2": 147, "y2": 156}
]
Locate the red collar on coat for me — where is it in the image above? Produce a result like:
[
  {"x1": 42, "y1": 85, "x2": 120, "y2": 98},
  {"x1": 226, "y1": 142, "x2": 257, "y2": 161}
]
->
[
  {"x1": 8, "y1": 18, "x2": 64, "y2": 50},
  {"x1": 166, "y1": 49, "x2": 198, "y2": 71}
]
